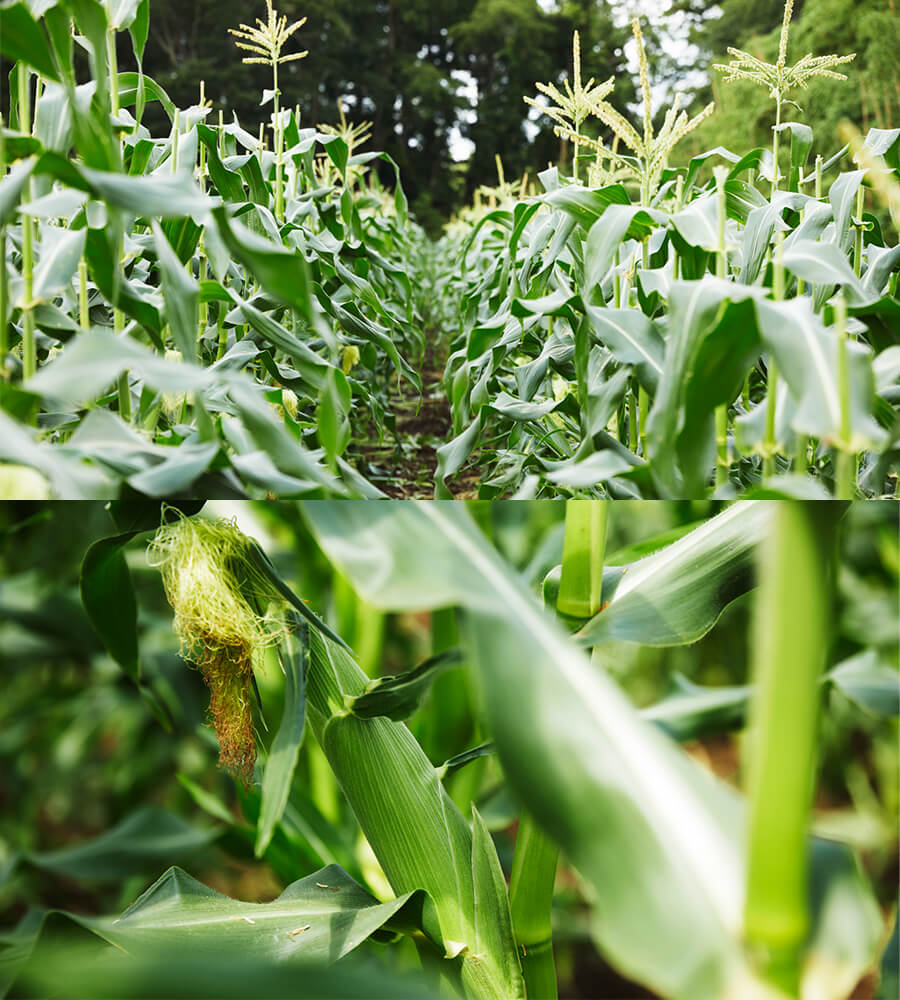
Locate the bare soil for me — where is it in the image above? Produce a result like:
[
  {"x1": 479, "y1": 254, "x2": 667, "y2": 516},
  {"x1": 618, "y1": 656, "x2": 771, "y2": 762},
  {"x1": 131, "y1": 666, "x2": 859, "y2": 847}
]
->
[{"x1": 353, "y1": 337, "x2": 479, "y2": 498}]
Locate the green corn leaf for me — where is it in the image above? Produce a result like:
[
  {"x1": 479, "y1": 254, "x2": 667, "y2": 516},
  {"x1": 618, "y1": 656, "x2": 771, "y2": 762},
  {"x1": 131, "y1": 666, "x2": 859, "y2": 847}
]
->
[
  {"x1": 116, "y1": 70, "x2": 174, "y2": 120},
  {"x1": 0, "y1": 3, "x2": 61, "y2": 80},
  {"x1": 31, "y1": 225, "x2": 85, "y2": 302},
  {"x1": 317, "y1": 367, "x2": 352, "y2": 465},
  {"x1": 0, "y1": 410, "x2": 115, "y2": 498},
  {"x1": 772, "y1": 122, "x2": 813, "y2": 192},
  {"x1": 464, "y1": 808, "x2": 525, "y2": 1000},
  {"x1": 782, "y1": 239, "x2": 869, "y2": 307},
  {"x1": 575, "y1": 500, "x2": 774, "y2": 646},
  {"x1": 26, "y1": 329, "x2": 211, "y2": 407},
  {"x1": 301, "y1": 500, "x2": 880, "y2": 1000},
  {"x1": 347, "y1": 648, "x2": 465, "y2": 722},
  {"x1": 672, "y1": 193, "x2": 720, "y2": 250},
  {"x1": 79, "y1": 529, "x2": 141, "y2": 680},
  {"x1": 255, "y1": 632, "x2": 307, "y2": 857},
  {"x1": 541, "y1": 183, "x2": 630, "y2": 230},
  {"x1": 584, "y1": 204, "x2": 662, "y2": 297},
  {"x1": 829, "y1": 170, "x2": 866, "y2": 254},
  {"x1": 13, "y1": 940, "x2": 432, "y2": 1000},
  {"x1": 645, "y1": 280, "x2": 763, "y2": 496},
  {"x1": 436, "y1": 742, "x2": 495, "y2": 780},
  {"x1": 641, "y1": 674, "x2": 751, "y2": 741},
  {"x1": 151, "y1": 220, "x2": 200, "y2": 362},
  {"x1": 724, "y1": 178, "x2": 767, "y2": 223},
  {"x1": 83, "y1": 225, "x2": 164, "y2": 342},
  {"x1": 756, "y1": 297, "x2": 885, "y2": 449},
  {"x1": 583, "y1": 305, "x2": 664, "y2": 394},
  {"x1": 17, "y1": 807, "x2": 217, "y2": 883},
  {"x1": 824, "y1": 650, "x2": 900, "y2": 717},
  {"x1": 0, "y1": 157, "x2": 36, "y2": 229},
  {"x1": 8, "y1": 863, "x2": 426, "y2": 972}
]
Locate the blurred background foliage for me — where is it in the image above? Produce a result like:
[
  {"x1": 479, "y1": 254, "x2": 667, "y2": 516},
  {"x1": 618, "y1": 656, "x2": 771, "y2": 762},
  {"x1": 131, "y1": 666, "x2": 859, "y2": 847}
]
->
[
  {"x1": 678, "y1": 0, "x2": 900, "y2": 168},
  {"x1": 0, "y1": 500, "x2": 897, "y2": 998},
  {"x1": 3, "y1": 0, "x2": 893, "y2": 234}
]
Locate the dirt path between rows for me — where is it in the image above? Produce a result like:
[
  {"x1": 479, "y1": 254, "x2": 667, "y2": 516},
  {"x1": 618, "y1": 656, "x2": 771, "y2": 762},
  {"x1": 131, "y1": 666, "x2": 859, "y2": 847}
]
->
[{"x1": 353, "y1": 337, "x2": 479, "y2": 498}]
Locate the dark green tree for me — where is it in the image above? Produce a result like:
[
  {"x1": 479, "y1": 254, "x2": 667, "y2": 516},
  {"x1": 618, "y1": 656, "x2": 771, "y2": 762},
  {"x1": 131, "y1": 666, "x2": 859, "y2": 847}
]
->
[
  {"x1": 114, "y1": 0, "x2": 633, "y2": 226},
  {"x1": 450, "y1": 0, "x2": 631, "y2": 194}
]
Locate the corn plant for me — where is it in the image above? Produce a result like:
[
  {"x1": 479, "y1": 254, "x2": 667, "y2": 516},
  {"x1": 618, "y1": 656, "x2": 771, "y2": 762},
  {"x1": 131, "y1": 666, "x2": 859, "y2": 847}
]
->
[
  {"x1": 434, "y1": 3, "x2": 900, "y2": 500},
  {"x1": 714, "y1": 0, "x2": 855, "y2": 196},
  {"x1": 1, "y1": 499, "x2": 896, "y2": 1000},
  {"x1": 0, "y1": 0, "x2": 426, "y2": 499},
  {"x1": 0, "y1": 0, "x2": 898, "y2": 500}
]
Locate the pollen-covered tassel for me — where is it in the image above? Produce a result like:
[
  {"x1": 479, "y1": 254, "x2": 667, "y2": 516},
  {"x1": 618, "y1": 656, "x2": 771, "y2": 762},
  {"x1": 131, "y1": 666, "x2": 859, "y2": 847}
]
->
[{"x1": 147, "y1": 511, "x2": 283, "y2": 784}]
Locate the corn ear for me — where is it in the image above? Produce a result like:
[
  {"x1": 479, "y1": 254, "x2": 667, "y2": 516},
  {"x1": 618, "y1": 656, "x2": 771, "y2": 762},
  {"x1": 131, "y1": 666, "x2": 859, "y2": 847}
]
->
[{"x1": 306, "y1": 628, "x2": 524, "y2": 999}]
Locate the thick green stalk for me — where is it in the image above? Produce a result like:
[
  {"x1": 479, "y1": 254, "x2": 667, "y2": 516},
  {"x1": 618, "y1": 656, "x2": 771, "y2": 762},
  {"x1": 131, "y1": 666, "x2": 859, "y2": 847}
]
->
[
  {"x1": 198, "y1": 81, "x2": 207, "y2": 190},
  {"x1": 628, "y1": 381, "x2": 638, "y2": 452},
  {"x1": 557, "y1": 500, "x2": 607, "y2": 618},
  {"x1": 833, "y1": 294, "x2": 854, "y2": 499},
  {"x1": 198, "y1": 251, "x2": 208, "y2": 332},
  {"x1": 115, "y1": 307, "x2": 131, "y2": 420},
  {"x1": 512, "y1": 498, "x2": 609, "y2": 1000},
  {"x1": 715, "y1": 167, "x2": 728, "y2": 280},
  {"x1": 196, "y1": 83, "x2": 209, "y2": 339},
  {"x1": 640, "y1": 165, "x2": 650, "y2": 272},
  {"x1": 744, "y1": 502, "x2": 835, "y2": 994},
  {"x1": 853, "y1": 183, "x2": 864, "y2": 279},
  {"x1": 715, "y1": 407, "x2": 730, "y2": 488},
  {"x1": 333, "y1": 569, "x2": 385, "y2": 677},
  {"x1": 613, "y1": 247, "x2": 621, "y2": 308},
  {"x1": 172, "y1": 109, "x2": 180, "y2": 173},
  {"x1": 638, "y1": 385, "x2": 649, "y2": 457},
  {"x1": 116, "y1": 377, "x2": 131, "y2": 420},
  {"x1": 425, "y1": 606, "x2": 474, "y2": 792},
  {"x1": 762, "y1": 358, "x2": 779, "y2": 481},
  {"x1": 795, "y1": 156, "x2": 812, "y2": 468},
  {"x1": 672, "y1": 173, "x2": 684, "y2": 281},
  {"x1": 106, "y1": 29, "x2": 119, "y2": 116},
  {"x1": 763, "y1": 234, "x2": 785, "y2": 480},
  {"x1": 216, "y1": 269, "x2": 229, "y2": 361},
  {"x1": 793, "y1": 434, "x2": 808, "y2": 474},
  {"x1": 272, "y1": 61, "x2": 284, "y2": 222},
  {"x1": 308, "y1": 737, "x2": 340, "y2": 825},
  {"x1": 771, "y1": 90, "x2": 782, "y2": 196},
  {"x1": 572, "y1": 121, "x2": 579, "y2": 184},
  {"x1": 216, "y1": 300, "x2": 228, "y2": 360},
  {"x1": 714, "y1": 167, "x2": 730, "y2": 487},
  {"x1": 20, "y1": 210, "x2": 34, "y2": 380},
  {"x1": 78, "y1": 257, "x2": 89, "y2": 329},
  {"x1": 18, "y1": 64, "x2": 36, "y2": 382},
  {"x1": 510, "y1": 814, "x2": 558, "y2": 1000}
]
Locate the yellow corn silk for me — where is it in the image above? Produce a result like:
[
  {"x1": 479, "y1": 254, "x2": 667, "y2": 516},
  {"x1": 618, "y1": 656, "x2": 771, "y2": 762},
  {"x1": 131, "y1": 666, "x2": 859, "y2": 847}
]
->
[{"x1": 148, "y1": 513, "x2": 285, "y2": 783}]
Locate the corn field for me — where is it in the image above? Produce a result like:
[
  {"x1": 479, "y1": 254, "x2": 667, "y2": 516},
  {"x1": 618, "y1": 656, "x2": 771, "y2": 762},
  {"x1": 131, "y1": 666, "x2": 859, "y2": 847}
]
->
[
  {"x1": 0, "y1": 1, "x2": 898, "y2": 998},
  {"x1": 0, "y1": 1, "x2": 898, "y2": 499}
]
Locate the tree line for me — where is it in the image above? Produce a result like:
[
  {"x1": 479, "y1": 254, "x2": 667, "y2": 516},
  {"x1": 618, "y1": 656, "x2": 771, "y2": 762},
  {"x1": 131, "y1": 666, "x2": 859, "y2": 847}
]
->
[{"x1": 4, "y1": 0, "x2": 895, "y2": 233}]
